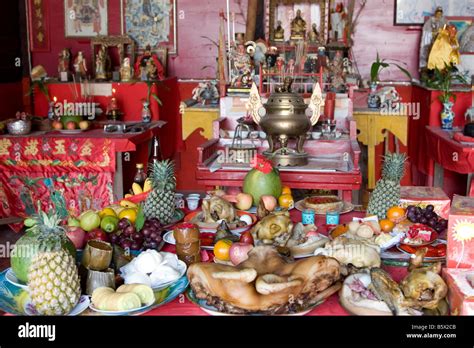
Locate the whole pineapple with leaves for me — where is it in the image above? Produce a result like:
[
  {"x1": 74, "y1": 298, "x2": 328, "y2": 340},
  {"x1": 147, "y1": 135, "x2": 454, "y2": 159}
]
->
[
  {"x1": 143, "y1": 159, "x2": 177, "y2": 224},
  {"x1": 11, "y1": 207, "x2": 81, "y2": 315},
  {"x1": 367, "y1": 153, "x2": 407, "y2": 220}
]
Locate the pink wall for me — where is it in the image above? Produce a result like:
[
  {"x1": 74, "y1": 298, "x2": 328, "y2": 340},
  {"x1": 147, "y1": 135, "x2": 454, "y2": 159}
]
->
[
  {"x1": 351, "y1": 0, "x2": 420, "y2": 81},
  {"x1": 32, "y1": 0, "x2": 419, "y2": 81}
]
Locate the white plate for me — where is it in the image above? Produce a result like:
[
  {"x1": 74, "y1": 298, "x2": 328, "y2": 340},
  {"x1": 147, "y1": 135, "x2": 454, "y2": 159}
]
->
[
  {"x1": 162, "y1": 231, "x2": 215, "y2": 251},
  {"x1": 295, "y1": 199, "x2": 354, "y2": 215},
  {"x1": 243, "y1": 206, "x2": 293, "y2": 214},
  {"x1": 5, "y1": 268, "x2": 28, "y2": 290},
  {"x1": 56, "y1": 129, "x2": 85, "y2": 134},
  {"x1": 150, "y1": 259, "x2": 188, "y2": 291},
  {"x1": 89, "y1": 300, "x2": 153, "y2": 316},
  {"x1": 25, "y1": 295, "x2": 90, "y2": 316}
]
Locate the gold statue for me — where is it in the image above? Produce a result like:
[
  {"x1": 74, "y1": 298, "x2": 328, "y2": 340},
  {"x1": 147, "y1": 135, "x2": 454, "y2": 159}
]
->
[
  {"x1": 309, "y1": 23, "x2": 319, "y2": 43},
  {"x1": 120, "y1": 57, "x2": 132, "y2": 82},
  {"x1": 274, "y1": 20, "x2": 285, "y2": 41},
  {"x1": 291, "y1": 9, "x2": 306, "y2": 40},
  {"x1": 427, "y1": 24, "x2": 461, "y2": 70}
]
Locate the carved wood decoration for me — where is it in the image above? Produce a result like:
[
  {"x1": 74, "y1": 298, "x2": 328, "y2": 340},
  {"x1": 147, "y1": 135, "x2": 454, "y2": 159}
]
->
[
  {"x1": 269, "y1": 0, "x2": 327, "y2": 42},
  {"x1": 91, "y1": 35, "x2": 136, "y2": 79}
]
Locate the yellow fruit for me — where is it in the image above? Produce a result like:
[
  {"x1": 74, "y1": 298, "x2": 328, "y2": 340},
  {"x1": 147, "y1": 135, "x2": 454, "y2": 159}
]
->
[
  {"x1": 143, "y1": 179, "x2": 152, "y2": 193},
  {"x1": 214, "y1": 239, "x2": 233, "y2": 261},
  {"x1": 387, "y1": 206, "x2": 406, "y2": 223},
  {"x1": 118, "y1": 208, "x2": 138, "y2": 224},
  {"x1": 278, "y1": 194, "x2": 294, "y2": 209},
  {"x1": 99, "y1": 208, "x2": 117, "y2": 219},
  {"x1": 120, "y1": 200, "x2": 137, "y2": 208},
  {"x1": 380, "y1": 219, "x2": 395, "y2": 233},
  {"x1": 124, "y1": 194, "x2": 133, "y2": 199},
  {"x1": 132, "y1": 183, "x2": 143, "y2": 195},
  {"x1": 281, "y1": 186, "x2": 292, "y2": 195}
]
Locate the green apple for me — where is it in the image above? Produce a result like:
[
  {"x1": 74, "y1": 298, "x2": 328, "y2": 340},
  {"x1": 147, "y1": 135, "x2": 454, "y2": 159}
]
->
[{"x1": 68, "y1": 217, "x2": 81, "y2": 228}]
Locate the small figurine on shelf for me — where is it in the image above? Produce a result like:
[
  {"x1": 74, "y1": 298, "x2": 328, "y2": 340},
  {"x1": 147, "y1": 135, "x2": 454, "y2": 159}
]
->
[
  {"x1": 308, "y1": 23, "x2": 320, "y2": 43},
  {"x1": 328, "y1": 51, "x2": 346, "y2": 92},
  {"x1": 330, "y1": 3, "x2": 346, "y2": 42},
  {"x1": 135, "y1": 45, "x2": 164, "y2": 81},
  {"x1": 287, "y1": 58, "x2": 295, "y2": 76},
  {"x1": 73, "y1": 51, "x2": 87, "y2": 79},
  {"x1": 419, "y1": 7, "x2": 447, "y2": 71},
  {"x1": 120, "y1": 57, "x2": 132, "y2": 82},
  {"x1": 274, "y1": 20, "x2": 285, "y2": 42},
  {"x1": 192, "y1": 81, "x2": 219, "y2": 105},
  {"x1": 58, "y1": 48, "x2": 71, "y2": 81},
  {"x1": 230, "y1": 44, "x2": 253, "y2": 88},
  {"x1": 95, "y1": 45, "x2": 108, "y2": 81},
  {"x1": 427, "y1": 24, "x2": 461, "y2": 71},
  {"x1": 146, "y1": 59, "x2": 158, "y2": 81},
  {"x1": 276, "y1": 56, "x2": 285, "y2": 72},
  {"x1": 290, "y1": 9, "x2": 306, "y2": 40}
]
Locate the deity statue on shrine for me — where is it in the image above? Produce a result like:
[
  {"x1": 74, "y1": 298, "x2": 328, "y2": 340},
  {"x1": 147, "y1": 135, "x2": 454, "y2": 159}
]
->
[
  {"x1": 328, "y1": 51, "x2": 346, "y2": 92},
  {"x1": 135, "y1": 45, "x2": 165, "y2": 81},
  {"x1": 230, "y1": 43, "x2": 253, "y2": 88},
  {"x1": 95, "y1": 45, "x2": 108, "y2": 80},
  {"x1": 290, "y1": 9, "x2": 306, "y2": 40},
  {"x1": 120, "y1": 57, "x2": 132, "y2": 82},
  {"x1": 419, "y1": 7, "x2": 447, "y2": 71},
  {"x1": 274, "y1": 20, "x2": 285, "y2": 42},
  {"x1": 427, "y1": 24, "x2": 461, "y2": 71},
  {"x1": 58, "y1": 48, "x2": 71, "y2": 74},
  {"x1": 308, "y1": 23, "x2": 320, "y2": 43},
  {"x1": 330, "y1": 3, "x2": 346, "y2": 42},
  {"x1": 73, "y1": 51, "x2": 87, "y2": 79}
]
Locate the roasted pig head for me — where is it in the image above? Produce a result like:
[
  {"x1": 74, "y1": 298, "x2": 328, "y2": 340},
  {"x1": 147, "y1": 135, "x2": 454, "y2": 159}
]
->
[{"x1": 187, "y1": 246, "x2": 342, "y2": 314}]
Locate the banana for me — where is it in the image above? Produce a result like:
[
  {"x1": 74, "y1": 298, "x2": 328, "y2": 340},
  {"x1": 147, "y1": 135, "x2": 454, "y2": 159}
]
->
[
  {"x1": 120, "y1": 200, "x2": 137, "y2": 209},
  {"x1": 143, "y1": 179, "x2": 152, "y2": 193},
  {"x1": 124, "y1": 194, "x2": 133, "y2": 199},
  {"x1": 132, "y1": 183, "x2": 143, "y2": 195}
]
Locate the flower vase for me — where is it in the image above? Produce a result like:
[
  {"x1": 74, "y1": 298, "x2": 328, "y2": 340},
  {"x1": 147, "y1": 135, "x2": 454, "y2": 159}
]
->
[
  {"x1": 142, "y1": 101, "x2": 151, "y2": 123},
  {"x1": 440, "y1": 102, "x2": 454, "y2": 130},
  {"x1": 367, "y1": 82, "x2": 381, "y2": 109}
]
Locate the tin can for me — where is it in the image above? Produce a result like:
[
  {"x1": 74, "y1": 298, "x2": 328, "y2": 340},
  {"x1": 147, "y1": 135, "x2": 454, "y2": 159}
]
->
[
  {"x1": 302, "y1": 209, "x2": 315, "y2": 225},
  {"x1": 326, "y1": 210, "x2": 340, "y2": 225}
]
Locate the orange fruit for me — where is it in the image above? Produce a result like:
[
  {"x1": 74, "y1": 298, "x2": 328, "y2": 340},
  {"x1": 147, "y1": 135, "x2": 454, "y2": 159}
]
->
[
  {"x1": 386, "y1": 206, "x2": 406, "y2": 223},
  {"x1": 278, "y1": 194, "x2": 294, "y2": 209},
  {"x1": 281, "y1": 186, "x2": 292, "y2": 195},
  {"x1": 214, "y1": 239, "x2": 233, "y2": 261},
  {"x1": 379, "y1": 219, "x2": 395, "y2": 232}
]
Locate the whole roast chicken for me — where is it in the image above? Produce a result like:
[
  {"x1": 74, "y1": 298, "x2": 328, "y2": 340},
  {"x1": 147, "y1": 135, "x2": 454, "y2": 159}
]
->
[
  {"x1": 251, "y1": 212, "x2": 293, "y2": 246},
  {"x1": 187, "y1": 246, "x2": 342, "y2": 314},
  {"x1": 201, "y1": 196, "x2": 236, "y2": 223}
]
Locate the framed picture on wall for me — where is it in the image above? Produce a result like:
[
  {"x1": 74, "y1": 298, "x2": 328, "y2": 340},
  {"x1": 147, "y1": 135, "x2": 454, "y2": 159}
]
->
[
  {"x1": 123, "y1": 0, "x2": 177, "y2": 55},
  {"x1": 64, "y1": 0, "x2": 108, "y2": 38},
  {"x1": 395, "y1": 0, "x2": 474, "y2": 26}
]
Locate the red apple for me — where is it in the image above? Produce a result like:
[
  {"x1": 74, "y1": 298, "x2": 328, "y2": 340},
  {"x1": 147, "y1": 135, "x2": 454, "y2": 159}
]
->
[
  {"x1": 66, "y1": 121, "x2": 77, "y2": 130},
  {"x1": 239, "y1": 231, "x2": 254, "y2": 245},
  {"x1": 65, "y1": 226, "x2": 86, "y2": 249},
  {"x1": 52, "y1": 120, "x2": 63, "y2": 130},
  {"x1": 85, "y1": 228, "x2": 109, "y2": 243},
  {"x1": 229, "y1": 243, "x2": 254, "y2": 265}
]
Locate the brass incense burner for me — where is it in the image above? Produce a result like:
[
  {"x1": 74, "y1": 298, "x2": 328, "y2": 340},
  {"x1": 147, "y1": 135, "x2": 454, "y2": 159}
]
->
[{"x1": 247, "y1": 78, "x2": 324, "y2": 166}]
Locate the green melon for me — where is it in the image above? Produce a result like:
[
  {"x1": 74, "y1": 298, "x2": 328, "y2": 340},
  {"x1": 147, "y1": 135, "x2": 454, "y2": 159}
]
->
[
  {"x1": 11, "y1": 229, "x2": 76, "y2": 284},
  {"x1": 243, "y1": 168, "x2": 282, "y2": 206}
]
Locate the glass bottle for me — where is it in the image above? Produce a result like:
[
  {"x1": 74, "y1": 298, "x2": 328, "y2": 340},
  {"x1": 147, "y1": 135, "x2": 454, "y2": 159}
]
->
[{"x1": 133, "y1": 163, "x2": 147, "y2": 186}]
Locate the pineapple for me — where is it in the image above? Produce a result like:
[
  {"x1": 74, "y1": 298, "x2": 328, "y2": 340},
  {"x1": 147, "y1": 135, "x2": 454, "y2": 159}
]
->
[
  {"x1": 367, "y1": 153, "x2": 407, "y2": 220},
  {"x1": 25, "y1": 209, "x2": 81, "y2": 315},
  {"x1": 143, "y1": 160, "x2": 177, "y2": 224}
]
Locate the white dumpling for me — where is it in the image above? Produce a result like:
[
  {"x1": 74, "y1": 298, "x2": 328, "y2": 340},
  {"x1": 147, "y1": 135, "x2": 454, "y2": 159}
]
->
[
  {"x1": 160, "y1": 252, "x2": 179, "y2": 269},
  {"x1": 149, "y1": 265, "x2": 180, "y2": 287},
  {"x1": 134, "y1": 250, "x2": 163, "y2": 274},
  {"x1": 120, "y1": 262, "x2": 138, "y2": 277},
  {"x1": 124, "y1": 272, "x2": 152, "y2": 287}
]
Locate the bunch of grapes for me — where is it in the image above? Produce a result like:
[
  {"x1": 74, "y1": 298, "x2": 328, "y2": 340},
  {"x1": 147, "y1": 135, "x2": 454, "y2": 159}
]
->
[
  {"x1": 110, "y1": 218, "x2": 163, "y2": 251},
  {"x1": 406, "y1": 205, "x2": 448, "y2": 233}
]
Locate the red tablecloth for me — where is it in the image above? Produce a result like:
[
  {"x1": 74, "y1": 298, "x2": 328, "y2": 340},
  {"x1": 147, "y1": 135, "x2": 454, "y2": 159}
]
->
[
  {"x1": 425, "y1": 126, "x2": 474, "y2": 174},
  {"x1": 145, "y1": 209, "x2": 409, "y2": 316}
]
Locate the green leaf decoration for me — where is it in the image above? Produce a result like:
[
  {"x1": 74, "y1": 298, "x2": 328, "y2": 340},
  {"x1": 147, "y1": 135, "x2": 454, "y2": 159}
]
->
[{"x1": 135, "y1": 204, "x2": 145, "y2": 232}]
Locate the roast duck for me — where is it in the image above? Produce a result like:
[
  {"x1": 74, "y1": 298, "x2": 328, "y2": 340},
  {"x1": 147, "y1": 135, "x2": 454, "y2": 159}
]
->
[{"x1": 187, "y1": 246, "x2": 342, "y2": 314}]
